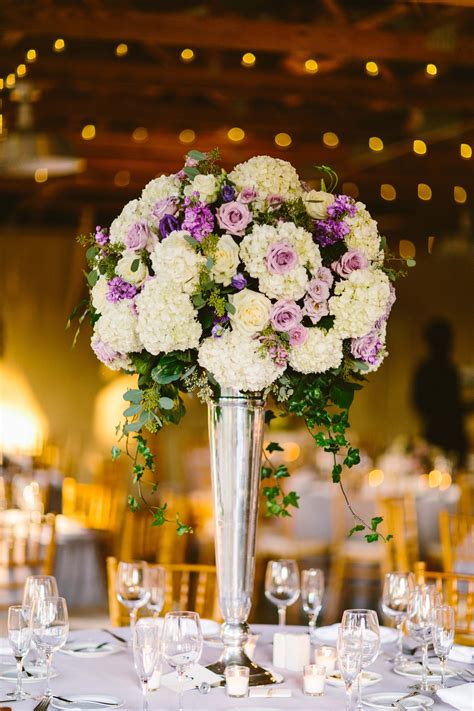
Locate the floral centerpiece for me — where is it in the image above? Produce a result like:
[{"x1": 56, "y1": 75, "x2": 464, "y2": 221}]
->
[{"x1": 73, "y1": 149, "x2": 407, "y2": 541}]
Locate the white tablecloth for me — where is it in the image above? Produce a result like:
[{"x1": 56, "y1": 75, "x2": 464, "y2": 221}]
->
[{"x1": 2, "y1": 625, "x2": 471, "y2": 710}]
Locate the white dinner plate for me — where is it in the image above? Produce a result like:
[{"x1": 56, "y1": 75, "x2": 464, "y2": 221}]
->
[
  {"x1": 59, "y1": 641, "x2": 120, "y2": 658},
  {"x1": 0, "y1": 665, "x2": 58, "y2": 683},
  {"x1": 362, "y1": 692, "x2": 434, "y2": 709},
  {"x1": 393, "y1": 660, "x2": 456, "y2": 680},
  {"x1": 326, "y1": 670, "x2": 382, "y2": 687},
  {"x1": 51, "y1": 694, "x2": 124, "y2": 709},
  {"x1": 314, "y1": 624, "x2": 397, "y2": 645}
]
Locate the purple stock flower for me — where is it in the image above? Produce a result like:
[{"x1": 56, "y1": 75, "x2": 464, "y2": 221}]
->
[
  {"x1": 124, "y1": 221, "x2": 149, "y2": 250},
  {"x1": 159, "y1": 214, "x2": 181, "y2": 239},
  {"x1": 268, "y1": 343, "x2": 289, "y2": 367},
  {"x1": 306, "y1": 278, "x2": 330, "y2": 303},
  {"x1": 270, "y1": 299, "x2": 302, "y2": 332},
  {"x1": 95, "y1": 225, "x2": 109, "y2": 247},
  {"x1": 313, "y1": 218, "x2": 350, "y2": 247},
  {"x1": 238, "y1": 186, "x2": 258, "y2": 204},
  {"x1": 332, "y1": 249, "x2": 369, "y2": 278},
  {"x1": 221, "y1": 184, "x2": 236, "y2": 203},
  {"x1": 288, "y1": 325, "x2": 309, "y2": 347},
  {"x1": 107, "y1": 277, "x2": 137, "y2": 303},
  {"x1": 351, "y1": 330, "x2": 383, "y2": 365},
  {"x1": 231, "y1": 273, "x2": 247, "y2": 290},
  {"x1": 265, "y1": 242, "x2": 299, "y2": 274},
  {"x1": 182, "y1": 197, "x2": 214, "y2": 242},
  {"x1": 327, "y1": 194, "x2": 357, "y2": 219}
]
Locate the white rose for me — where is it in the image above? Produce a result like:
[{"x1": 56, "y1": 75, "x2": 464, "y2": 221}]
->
[
  {"x1": 229, "y1": 289, "x2": 272, "y2": 336},
  {"x1": 116, "y1": 251, "x2": 148, "y2": 286},
  {"x1": 211, "y1": 234, "x2": 240, "y2": 286},
  {"x1": 303, "y1": 190, "x2": 335, "y2": 220},
  {"x1": 91, "y1": 277, "x2": 109, "y2": 314},
  {"x1": 184, "y1": 174, "x2": 220, "y2": 203}
]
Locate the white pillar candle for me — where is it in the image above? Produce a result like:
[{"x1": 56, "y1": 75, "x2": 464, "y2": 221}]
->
[
  {"x1": 285, "y1": 633, "x2": 311, "y2": 672},
  {"x1": 314, "y1": 645, "x2": 337, "y2": 673},
  {"x1": 303, "y1": 664, "x2": 326, "y2": 696},
  {"x1": 225, "y1": 665, "x2": 249, "y2": 698}
]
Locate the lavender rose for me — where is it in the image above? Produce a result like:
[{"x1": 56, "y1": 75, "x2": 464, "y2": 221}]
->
[
  {"x1": 124, "y1": 221, "x2": 149, "y2": 250},
  {"x1": 306, "y1": 278, "x2": 330, "y2": 303},
  {"x1": 270, "y1": 299, "x2": 302, "y2": 332},
  {"x1": 265, "y1": 242, "x2": 299, "y2": 275},
  {"x1": 303, "y1": 296, "x2": 329, "y2": 324},
  {"x1": 288, "y1": 325, "x2": 309, "y2": 347},
  {"x1": 332, "y1": 249, "x2": 369, "y2": 278},
  {"x1": 351, "y1": 330, "x2": 382, "y2": 365},
  {"x1": 316, "y1": 266, "x2": 334, "y2": 288},
  {"x1": 238, "y1": 186, "x2": 258, "y2": 203},
  {"x1": 221, "y1": 184, "x2": 236, "y2": 203},
  {"x1": 151, "y1": 197, "x2": 179, "y2": 223},
  {"x1": 231, "y1": 273, "x2": 247, "y2": 290},
  {"x1": 216, "y1": 201, "x2": 252, "y2": 236}
]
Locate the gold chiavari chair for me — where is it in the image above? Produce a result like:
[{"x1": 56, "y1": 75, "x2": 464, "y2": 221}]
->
[
  {"x1": 457, "y1": 472, "x2": 474, "y2": 516},
  {"x1": 439, "y1": 511, "x2": 474, "y2": 573},
  {"x1": 106, "y1": 556, "x2": 219, "y2": 627},
  {"x1": 62, "y1": 477, "x2": 124, "y2": 533},
  {"x1": 414, "y1": 561, "x2": 474, "y2": 645},
  {"x1": 0, "y1": 512, "x2": 56, "y2": 608},
  {"x1": 117, "y1": 503, "x2": 189, "y2": 564},
  {"x1": 381, "y1": 495, "x2": 420, "y2": 573}
]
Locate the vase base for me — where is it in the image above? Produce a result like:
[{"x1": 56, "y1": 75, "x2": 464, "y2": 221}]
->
[{"x1": 206, "y1": 660, "x2": 280, "y2": 687}]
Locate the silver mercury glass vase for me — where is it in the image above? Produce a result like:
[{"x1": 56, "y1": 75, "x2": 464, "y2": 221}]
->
[{"x1": 206, "y1": 388, "x2": 277, "y2": 686}]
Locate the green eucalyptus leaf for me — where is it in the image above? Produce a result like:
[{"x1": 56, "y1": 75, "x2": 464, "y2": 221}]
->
[{"x1": 159, "y1": 396, "x2": 174, "y2": 410}]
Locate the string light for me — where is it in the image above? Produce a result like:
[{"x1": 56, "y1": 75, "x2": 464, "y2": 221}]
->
[
  {"x1": 274, "y1": 132, "x2": 292, "y2": 148},
  {"x1": 369, "y1": 136, "x2": 384, "y2": 152},
  {"x1": 16, "y1": 64, "x2": 27, "y2": 77},
  {"x1": 34, "y1": 168, "x2": 48, "y2": 183},
  {"x1": 0, "y1": 114, "x2": 2, "y2": 133},
  {"x1": 132, "y1": 127, "x2": 149, "y2": 142},
  {"x1": 365, "y1": 61, "x2": 379, "y2": 76},
  {"x1": 413, "y1": 139, "x2": 427, "y2": 155},
  {"x1": 115, "y1": 43, "x2": 128, "y2": 57},
  {"x1": 426, "y1": 63, "x2": 437, "y2": 77},
  {"x1": 53, "y1": 38, "x2": 65, "y2": 52},
  {"x1": 304, "y1": 58, "x2": 318, "y2": 74},
  {"x1": 180, "y1": 48, "x2": 194, "y2": 63},
  {"x1": 6, "y1": 73, "x2": 16, "y2": 89},
  {"x1": 241, "y1": 52, "x2": 256, "y2": 68},
  {"x1": 179, "y1": 129, "x2": 196, "y2": 144},
  {"x1": 227, "y1": 127, "x2": 245, "y2": 142},
  {"x1": 418, "y1": 183, "x2": 432, "y2": 201},
  {"x1": 428, "y1": 469, "x2": 442, "y2": 488},
  {"x1": 81, "y1": 124, "x2": 96, "y2": 140},
  {"x1": 26, "y1": 49, "x2": 37, "y2": 63},
  {"x1": 460, "y1": 143, "x2": 472, "y2": 159},
  {"x1": 0, "y1": 79, "x2": 3, "y2": 90},
  {"x1": 323, "y1": 131, "x2": 339, "y2": 147},
  {"x1": 342, "y1": 182, "x2": 359, "y2": 198},
  {"x1": 454, "y1": 186, "x2": 467, "y2": 204},
  {"x1": 114, "y1": 170, "x2": 130, "y2": 187},
  {"x1": 380, "y1": 184, "x2": 396, "y2": 201},
  {"x1": 399, "y1": 240, "x2": 416, "y2": 260}
]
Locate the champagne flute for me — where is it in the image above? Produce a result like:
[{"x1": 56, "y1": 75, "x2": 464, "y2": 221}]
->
[
  {"x1": 337, "y1": 625, "x2": 362, "y2": 711},
  {"x1": 133, "y1": 619, "x2": 161, "y2": 711},
  {"x1": 8, "y1": 605, "x2": 32, "y2": 700},
  {"x1": 301, "y1": 568, "x2": 324, "y2": 639},
  {"x1": 116, "y1": 561, "x2": 150, "y2": 635},
  {"x1": 23, "y1": 575, "x2": 59, "y2": 669},
  {"x1": 341, "y1": 609, "x2": 380, "y2": 711},
  {"x1": 381, "y1": 572, "x2": 415, "y2": 662},
  {"x1": 31, "y1": 596, "x2": 69, "y2": 697},
  {"x1": 431, "y1": 605, "x2": 455, "y2": 689},
  {"x1": 407, "y1": 585, "x2": 438, "y2": 691},
  {"x1": 161, "y1": 611, "x2": 203, "y2": 711},
  {"x1": 265, "y1": 559, "x2": 300, "y2": 627},
  {"x1": 148, "y1": 565, "x2": 166, "y2": 618}
]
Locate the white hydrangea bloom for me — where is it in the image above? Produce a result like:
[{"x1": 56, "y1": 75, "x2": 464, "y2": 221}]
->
[
  {"x1": 109, "y1": 199, "x2": 144, "y2": 245},
  {"x1": 343, "y1": 202, "x2": 383, "y2": 263},
  {"x1": 116, "y1": 252, "x2": 148, "y2": 286},
  {"x1": 136, "y1": 278, "x2": 201, "y2": 355},
  {"x1": 140, "y1": 174, "x2": 181, "y2": 214},
  {"x1": 94, "y1": 300, "x2": 141, "y2": 354},
  {"x1": 240, "y1": 222, "x2": 322, "y2": 300},
  {"x1": 228, "y1": 155, "x2": 302, "y2": 204},
  {"x1": 91, "y1": 277, "x2": 109, "y2": 314},
  {"x1": 211, "y1": 234, "x2": 240, "y2": 286},
  {"x1": 289, "y1": 328, "x2": 343, "y2": 374},
  {"x1": 184, "y1": 173, "x2": 221, "y2": 203},
  {"x1": 150, "y1": 231, "x2": 205, "y2": 294},
  {"x1": 329, "y1": 268, "x2": 391, "y2": 339},
  {"x1": 198, "y1": 330, "x2": 284, "y2": 391}
]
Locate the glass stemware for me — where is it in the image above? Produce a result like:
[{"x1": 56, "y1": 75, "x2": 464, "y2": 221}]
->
[
  {"x1": 301, "y1": 568, "x2": 324, "y2": 640},
  {"x1": 115, "y1": 561, "x2": 150, "y2": 634},
  {"x1": 341, "y1": 609, "x2": 380, "y2": 711},
  {"x1": 148, "y1": 565, "x2": 166, "y2": 618},
  {"x1": 133, "y1": 619, "x2": 161, "y2": 711},
  {"x1": 265, "y1": 559, "x2": 300, "y2": 627},
  {"x1": 381, "y1": 572, "x2": 415, "y2": 662},
  {"x1": 431, "y1": 605, "x2": 455, "y2": 689},
  {"x1": 161, "y1": 611, "x2": 203, "y2": 711},
  {"x1": 337, "y1": 625, "x2": 362, "y2": 711},
  {"x1": 8, "y1": 605, "x2": 32, "y2": 700},
  {"x1": 31, "y1": 596, "x2": 69, "y2": 697},
  {"x1": 407, "y1": 585, "x2": 438, "y2": 692},
  {"x1": 22, "y1": 575, "x2": 59, "y2": 669}
]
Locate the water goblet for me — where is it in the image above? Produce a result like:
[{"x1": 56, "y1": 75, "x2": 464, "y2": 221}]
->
[
  {"x1": 407, "y1": 584, "x2": 438, "y2": 691},
  {"x1": 31, "y1": 596, "x2": 69, "y2": 697},
  {"x1": 265, "y1": 559, "x2": 300, "y2": 627},
  {"x1": 22, "y1": 575, "x2": 58, "y2": 669},
  {"x1": 382, "y1": 572, "x2": 415, "y2": 663},
  {"x1": 116, "y1": 561, "x2": 150, "y2": 635},
  {"x1": 337, "y1": 625, "x2": 363, "y2": 711},
  {"x1": 301, "y1": 568, "x2": 324, "y2": 640},
  {"x1": 161, "y1": 611, "x2": 203, "y2": 711},
  {"x1": 7, "y1": 605, "x2": 32, "y2": 700},
  {"x1": 133, "y1": 619, "x2": 161, "y2": 711},
  {"x1": 148, "y1": 565, "x2": 166, "y2": 618},
  {"x1": 341, "y1": 609, "x2": 380, "y2": 711},
  {"x1": 431, "y1": 605, "x2": 455, "y2": 689}
]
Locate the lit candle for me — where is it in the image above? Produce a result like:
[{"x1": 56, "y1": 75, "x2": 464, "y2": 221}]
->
[
  {"x1": 225, "y1": 665, "x2": 249, "y2": 698},
  {"x1": 303, "y1": 663, "x2": 326, "y2": 696},
  {"x1": 244, "y1": 633, "x2": 259, "y2": 660},
  {"x1": 314, "y1": 645, "x2": 337, "y2": 673}
]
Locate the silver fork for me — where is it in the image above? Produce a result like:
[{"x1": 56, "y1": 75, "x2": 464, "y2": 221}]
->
[{"x1": 33, "y1": 695, "x2": 52, "y2": 711}]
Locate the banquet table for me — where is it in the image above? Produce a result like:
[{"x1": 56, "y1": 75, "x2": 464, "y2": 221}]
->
[{"x1": 1, "y1": 625, "x2": 472, "y2": 710}]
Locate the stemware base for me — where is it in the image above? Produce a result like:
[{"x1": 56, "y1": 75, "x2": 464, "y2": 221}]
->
[{"x1": 207, "y1": 658, "x2": 279, "y2": 687}]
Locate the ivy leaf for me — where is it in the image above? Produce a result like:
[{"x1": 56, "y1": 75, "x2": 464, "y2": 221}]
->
[
  {"x1": 176, "y1": 514, "x2": 193, "y2": 536},
  {"x1": 133, "y1": 464, "x2": 144, "y2": 483},
  {"x1": 266, "y1": 442, "x2": 284, "y2": 453},
  {"x1": 159, "y1": 396, "x2": 174, "y2": 410},
  {"x1": 265, "y1": 410, "x2": 276, "y2": 426},
  {"x1": 370, "y1": 516, "x2": 383, "y2": 531},
  {"x1": 111, "y1": 445, "x2": 121, "y2": 461},
  {"x1": 283, "y1": 491, "x2": 300, "y2": 509},
  {"x1": 348, "y1": 524, "x2": 365, "y2": 537},
  {"x1": 275, "y1": 464, "x2": 290, "y2": 480},
  {"x1": 152, "y1": 506, "x2": 167, "y2": 527},
  {"x1": 260, "y1": 466, "x2": 272, "y2": 480},
  {"x1": 332, "y1": 464, "x2": 342, "y2": 483},
  {"x1": 128, "y1": 495, "x2": 139, "y2": 512},
  {"x1": 365, "y1": 533, "x2": 380, "y2": 543}
]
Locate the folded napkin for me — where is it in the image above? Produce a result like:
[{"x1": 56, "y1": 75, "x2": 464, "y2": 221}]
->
[
  {"x1": 250, "y1": 688, "x2": 292, "y2": 698},
  {"x1": 437, "y1": 682, "x2": 474, "y2": 711},
  {"x1": 161, "y1": 664, "x2": 222, "y2": 693},
  {"x1": 449, "y1": 645, "x2": 474, "y2": 665}
]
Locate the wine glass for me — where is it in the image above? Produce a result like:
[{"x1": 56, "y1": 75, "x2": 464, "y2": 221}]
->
[
  {"x1": 31, "y1": 596, "x2": 69, "y2": 697},
  {"x1": 431, "y1": 605, "x2": 455, "y2": 689},
  {"x1": 161, "y1": 611, "x2": 203, "y2": 711},
  {"x1": 148, "y1": 565, "x2": 166, "y2": 618},
  {"x1": 23, "y1": 575, "x2": 59, "y2": 669},
  {"x1": 133, "y1": 619, "x2": 161, "y2": 711},
  {"x1": 116, "y1": 561, "x2": 150, "y2": 634},
  {"x1": 381, "y1": 572, "x2": 415, "y2": 662},
  {"x1": 265, "y1": 559, "x2": 300, "y2": 627},
  {"x1": 301, "y1": 568, "x2": 324, "y2": 639},
  {"x1": 341, "y1": 609, "x2": 380, "y2": 711},
  {"x1": 337, "y1": 625, "x2": 362, "y2": 711},
  {"x1": 7, "y1": 605, "x2": 32, "y2": 700},
  {"x1": 407, "y1": 585, "x2": 438, "y2": 691}
]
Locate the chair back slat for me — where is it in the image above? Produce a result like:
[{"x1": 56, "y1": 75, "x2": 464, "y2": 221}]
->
[{"x1": 440, "y1": 511, "x2": 474, "y2": 573}]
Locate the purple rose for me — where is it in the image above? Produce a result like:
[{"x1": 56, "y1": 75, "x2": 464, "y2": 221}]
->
[
  {"x1": 267, "y1": 194, "x2": 284, "y2": 210},
  {"x1": 221, "y1": 184, "x2": 236, "y2": 203},
  {"x1": 91, "y1": 337, "x2": 119, "y2": 366},
  {"x1": 270, "y1": 299, "x2": 302, "y2": 332},
  {"x1": 107, "y1": 277, "x2": 137, "y2": 303},
  {"x1": 265, "y1": 242, "x2": 299, "y2": 275},
  {"x1": 151, "y1": 197, "x2": 179, "y2": 223},
  {"x1": 238, "y1": 186, "x2": 258, "y2": 204},
  {"x1": 351, "y1": 330, "x2": 383, "y2": 365},
  {"x1": 306, "y1": 278, "x2": 330, "y2": 303},
  {"x1": 303, "y1": 296, "x2": 329, "y2": 324},
  {"x1": 327, "y1": 194, "x2": 357, "y2": 219},
  {"x1": 316, "y1": 266, "x2": 334, "y2": 288},
  {"x1": 216, "y1": 201, "x2": 252, "y2": 236},
  {"x1": 159, "y1": 214, "x2": 181, "y2": 239},
  {"x1": 313, "y1": 218, "x2": 350, "y2": 247},
  {"x1": 289, "y1": 325, "x2": 309, "y2": 347},
  {"x1": 231, "y1": 273, "x2": 247, "y2": 290},
  {"x1": 95, "y1": 225, "x2": 109, "y2": 247},
  {"x1": 332, "y1": 249, "x2": 369, "y2": 278},
  {"x1": 124, "y1": 221, "x2": 149, "y2": 250}
]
